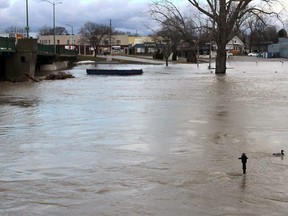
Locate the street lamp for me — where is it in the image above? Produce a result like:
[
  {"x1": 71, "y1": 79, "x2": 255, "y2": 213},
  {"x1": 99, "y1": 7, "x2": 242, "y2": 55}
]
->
[
  {"x1": 25, "y1": 0, "x2": 29, "y2": 38},
  {"x1": 65, "y1": 24, "x2": 74, "y2": 48},
  {"x1": 42, "y1": 0, "x2": 63, "y2": 54}
]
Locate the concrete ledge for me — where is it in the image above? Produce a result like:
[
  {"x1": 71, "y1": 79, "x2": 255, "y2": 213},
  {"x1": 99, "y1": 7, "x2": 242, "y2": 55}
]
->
[{"x1": 40, "y1": 61, "x2": 69, "y2": 71}]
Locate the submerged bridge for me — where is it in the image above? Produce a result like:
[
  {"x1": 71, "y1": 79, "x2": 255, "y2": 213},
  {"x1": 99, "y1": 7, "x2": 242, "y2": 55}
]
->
[{"x1": 0, "y1": 37, "x2": 78, "y2": 82}]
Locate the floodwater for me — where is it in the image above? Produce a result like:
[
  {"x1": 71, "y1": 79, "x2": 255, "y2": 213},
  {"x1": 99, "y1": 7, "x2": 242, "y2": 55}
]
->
[{"x1": 1, "y1": 59, "x2": 288, "y2": 215}]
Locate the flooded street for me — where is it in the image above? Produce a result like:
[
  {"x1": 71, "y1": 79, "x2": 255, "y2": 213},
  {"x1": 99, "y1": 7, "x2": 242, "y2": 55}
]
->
[{"x1": 1, "y1": 59, "x2": 288, "y2": 215}]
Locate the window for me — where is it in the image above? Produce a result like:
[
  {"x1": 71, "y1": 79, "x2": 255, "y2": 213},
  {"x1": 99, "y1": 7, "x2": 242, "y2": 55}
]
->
[
  {"x1": 116, "y1": 40, "x2": 121, "y2": 45},
  {"x1": 67, "y1": 40, "x2": 70, "y2": 45},
  {"x1": 57, "y1": 40, "x2": 60, "y2": 45},
  {"x1": 21, "y1": 56, "x2": 25, "y2": 63},
  {"x1": 104, "y1": 40, "x2": 109, "y2": 45}
]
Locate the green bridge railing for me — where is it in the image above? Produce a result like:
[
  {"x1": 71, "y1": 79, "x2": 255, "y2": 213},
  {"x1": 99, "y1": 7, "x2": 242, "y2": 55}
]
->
[
  {"x1": 37, "y1": 44, "x2": 78, "y2": 56},
  {"x1": 37, "y1": 44, "x2": 54, "y2": 54},
  {"x1": 0, "y1": 37, "x2": 16, "y2": 52},
  {"x1": 58, "y1": 46, "x2": 78, "y2": 55},
  {"x1": 0, "y1": 38, "x2": 77, "y2": 56}
]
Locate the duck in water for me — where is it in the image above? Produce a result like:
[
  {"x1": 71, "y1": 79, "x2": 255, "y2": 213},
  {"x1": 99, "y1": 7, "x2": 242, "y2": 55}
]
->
[{"x1": 273, "y1": 150, "x2": 284, "y2": 156}]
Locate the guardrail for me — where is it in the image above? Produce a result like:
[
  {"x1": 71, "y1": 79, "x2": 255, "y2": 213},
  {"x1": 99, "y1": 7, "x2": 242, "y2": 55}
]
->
[
  {"x1": 0, "y1": 37, "x2": 16, "y2": 52},
  {"x1": 37, "y1": 44, "x2": 54, "y2": 54},
  {"x1": 37, "y1": 44, "x2": 78, "y2": 56},
  {"x1": 58, "y1": 46, "x2": 78, "y2": 55}
]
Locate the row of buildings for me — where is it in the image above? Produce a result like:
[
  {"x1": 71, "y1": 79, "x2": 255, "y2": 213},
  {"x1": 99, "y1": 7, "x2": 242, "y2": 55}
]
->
[
  {"x1": 38, "y1": 34, "x2": 157, "y2": 56},
  {"x1": 5, "y1": 31, "x2": 288, "y2": 58},
  {"x1": 37, "y1": 34, "x2": 246, "y2": 57}
]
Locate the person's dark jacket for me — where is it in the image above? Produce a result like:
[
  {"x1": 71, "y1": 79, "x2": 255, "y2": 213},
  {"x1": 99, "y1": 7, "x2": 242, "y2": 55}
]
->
[{"x1": 239, "y1": 153, "x2": 248, "y2": 163}]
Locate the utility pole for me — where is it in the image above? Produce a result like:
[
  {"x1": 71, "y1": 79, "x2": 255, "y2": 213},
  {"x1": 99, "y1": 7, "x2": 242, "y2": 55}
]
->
[
  {"x1": 25, "y1": 0, "x2": 29, "y2": 38},
  {"x1": 110, "y1": 19, "x2": 112, "y2": 54},
  {"x1": 42, "y1": 0, "x2": 63, "y2": 54}
]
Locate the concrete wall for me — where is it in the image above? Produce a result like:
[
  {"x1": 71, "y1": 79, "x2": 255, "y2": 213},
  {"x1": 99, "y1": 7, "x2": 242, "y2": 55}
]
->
[
  {"x1": 40, "y1": 61, "x2": 69, "y2": 71},
  {"x1": 6, "y1": 39, "x2": 38, "y2": 82}
]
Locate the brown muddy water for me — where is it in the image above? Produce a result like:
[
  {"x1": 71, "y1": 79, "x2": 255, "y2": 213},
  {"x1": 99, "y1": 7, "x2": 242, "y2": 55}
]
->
[{"x1": 1, "y1": 60, "x2": 288, "y2": 216}]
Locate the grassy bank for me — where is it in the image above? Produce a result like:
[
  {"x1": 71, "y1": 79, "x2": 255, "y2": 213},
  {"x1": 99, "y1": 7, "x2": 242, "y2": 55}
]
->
[{"x1": 76, "y1": 55, "x2": 103, "y2": 62}]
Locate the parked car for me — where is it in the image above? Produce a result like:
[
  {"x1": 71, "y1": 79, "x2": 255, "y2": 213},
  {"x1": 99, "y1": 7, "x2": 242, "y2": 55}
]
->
[
  {"x1": 227, "y1": 52, "x2": 233, "y2": 58},
  {"x1": 248, "y1": 52, "x2": 258, "y2": 57}
]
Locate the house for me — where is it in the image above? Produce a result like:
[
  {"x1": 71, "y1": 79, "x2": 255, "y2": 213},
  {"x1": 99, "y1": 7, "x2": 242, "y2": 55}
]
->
[{"x1": 226, "y1": 36, "x2": 245, "y2": 54}]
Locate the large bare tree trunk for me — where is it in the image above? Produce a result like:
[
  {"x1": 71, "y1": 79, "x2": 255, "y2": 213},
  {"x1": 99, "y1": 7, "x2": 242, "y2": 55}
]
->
[
  {"x1": 216, "y1": 1, "x2": 227, "y2": 74},
  {"x1": 215, "y1": 44, "x2": 227, "y2": 74}
]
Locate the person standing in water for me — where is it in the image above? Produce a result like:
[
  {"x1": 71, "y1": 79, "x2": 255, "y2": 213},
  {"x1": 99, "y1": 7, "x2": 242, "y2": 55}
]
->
[{"x1": 238, "y1": 153, "x2": 248, "y2": 174}]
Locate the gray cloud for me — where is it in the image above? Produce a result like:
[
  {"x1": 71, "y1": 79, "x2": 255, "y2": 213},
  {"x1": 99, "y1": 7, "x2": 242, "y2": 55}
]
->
[
  {"x1": 0, "y1": 0, "x2": 10, "y2": 9},
  {"x1": 0, "y1": 0, "x2": 159, "y2": 36}
]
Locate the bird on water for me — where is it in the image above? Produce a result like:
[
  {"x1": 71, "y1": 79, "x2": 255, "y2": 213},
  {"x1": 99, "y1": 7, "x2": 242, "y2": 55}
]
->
[{"x1": 273, "y1": 150, "x2": 284, "y2": 156}]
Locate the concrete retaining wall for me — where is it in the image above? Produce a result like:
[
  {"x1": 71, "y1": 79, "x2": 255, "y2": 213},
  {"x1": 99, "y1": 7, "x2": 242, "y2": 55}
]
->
[{"x1": 6, "y1": 39, "x2": 38, "y2": 82}]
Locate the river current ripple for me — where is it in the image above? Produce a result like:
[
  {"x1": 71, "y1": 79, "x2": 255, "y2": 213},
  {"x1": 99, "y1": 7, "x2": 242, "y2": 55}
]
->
[{"x1": 1, "y1": 61, "x2": 288, "y2": 215}]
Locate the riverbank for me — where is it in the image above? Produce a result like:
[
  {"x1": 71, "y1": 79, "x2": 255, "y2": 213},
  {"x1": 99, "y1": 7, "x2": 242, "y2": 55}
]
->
[{"x1": 77, "y1": 54, "x2": 288, "y2": 65}]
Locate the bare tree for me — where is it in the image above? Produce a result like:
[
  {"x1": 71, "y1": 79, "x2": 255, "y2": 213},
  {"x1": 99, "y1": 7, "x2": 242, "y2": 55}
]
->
[
  {"x1": 39, "y1": 25, "x2": 68, "y2": 35},
  {"x1": 242, "y1": 14, "x2": 279, "y2": 53},
  {"x1": 149, "y1": 0, "x2": 208, "y2": 63},
  {"x1": 38, "y1": 25, "x2": 52, "y2": 35},
  {"x1": 153, "y1": 33, "x2": 173, "y2": 66},
  {"x1": 79, "y1": 22, "x2": 110, "y2": 57},
  {"x1": 243, "y1": 15, "x2": 268, "y2": 52},
  {"x1": 188, "y1": 0, "x2": 284, "y2": 74},
  {"x1": 152, "y1": 17, "x2": 183, "y2": 66},
  {"x1": 5, "y1": 25, "x2": 24, "y2": 37}
]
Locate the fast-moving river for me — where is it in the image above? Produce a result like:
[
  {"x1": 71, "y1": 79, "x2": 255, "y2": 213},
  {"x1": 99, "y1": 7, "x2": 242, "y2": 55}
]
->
[{"x1": 1, "y1": 59, "x2": 288, "y2": 216}]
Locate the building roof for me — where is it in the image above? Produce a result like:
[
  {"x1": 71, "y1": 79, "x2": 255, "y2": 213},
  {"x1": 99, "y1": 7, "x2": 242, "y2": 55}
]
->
[{"x1": 227, "y1": 36, "x2": 244, "y2": 46}]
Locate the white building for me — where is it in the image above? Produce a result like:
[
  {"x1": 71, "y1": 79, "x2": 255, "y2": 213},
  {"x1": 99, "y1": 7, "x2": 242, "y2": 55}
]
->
[{"x1": 226, "y1": 36, "x2": 245, "y2": 53}]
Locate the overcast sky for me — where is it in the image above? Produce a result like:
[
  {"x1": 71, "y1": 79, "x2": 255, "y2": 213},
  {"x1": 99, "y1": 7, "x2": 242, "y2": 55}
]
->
[
  {"x1": 0, "y1": 0, "x2": 287, "y2": 37},
  {"x1": 0, "y1": 0, "x2": 167, "y2": 36}
]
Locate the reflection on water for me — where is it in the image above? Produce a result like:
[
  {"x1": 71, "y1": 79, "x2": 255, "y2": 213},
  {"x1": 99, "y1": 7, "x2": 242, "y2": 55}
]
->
[
  {"x1": 240, "y1": 175, "x2": 247, "y2": 191},
  {"x1": 0, "y1": 97, "x2": 39, "y2": 108},
  {"x1": 1, "y1": 62, "x2": 288, "y2": 215}
]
